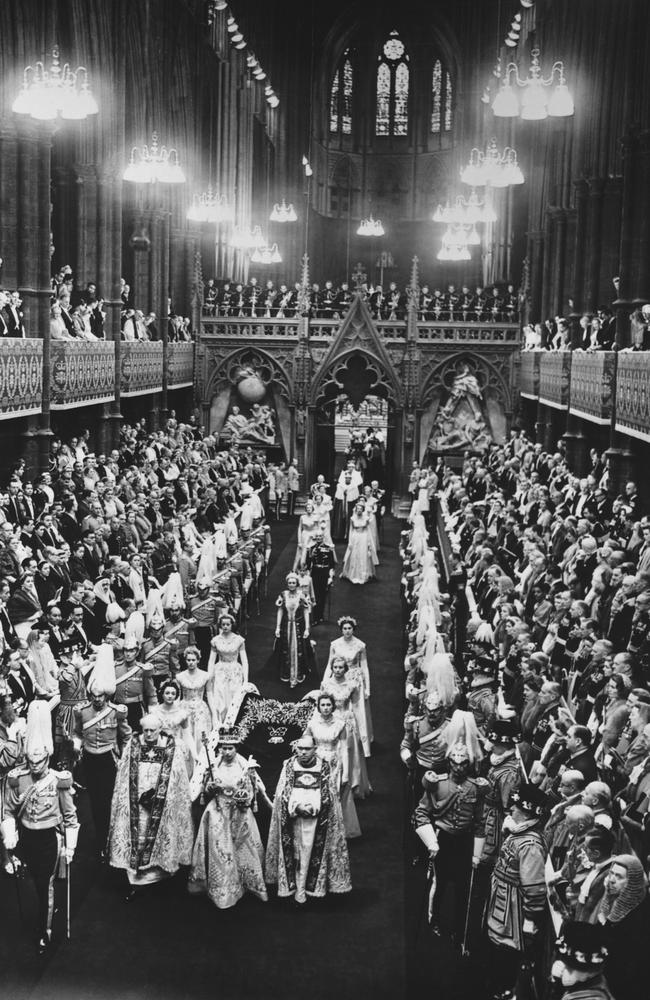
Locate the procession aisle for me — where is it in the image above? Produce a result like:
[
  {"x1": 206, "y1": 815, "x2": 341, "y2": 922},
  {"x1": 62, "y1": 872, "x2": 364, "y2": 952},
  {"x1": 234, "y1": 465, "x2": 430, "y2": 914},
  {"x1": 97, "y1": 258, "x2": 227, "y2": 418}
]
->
[{"x1": 9, "y1": 517, "x2": 406, "y2": 1000}]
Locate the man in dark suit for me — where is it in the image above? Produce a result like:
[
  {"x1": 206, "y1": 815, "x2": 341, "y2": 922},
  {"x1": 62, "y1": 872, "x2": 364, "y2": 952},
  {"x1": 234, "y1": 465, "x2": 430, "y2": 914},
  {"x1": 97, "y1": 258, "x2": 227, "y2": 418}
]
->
[
  {"x1": 5, "y1": 480, "x2": 26, "y2": 526},
  {"x1": 81, "y1": 529, "x2": 103, "y2": 579},
  {"x1": 0, "y1": 578, "x2": 18, "y2": 647},
  {"x1": 34, "y1": 513, "x2": 65, "y2": 551},
  {"x1": 58, "y1": 294, "x2": 75, "y2": 337},
  {"x1": 58, "y1": 497, "x2": 82, "y2": 547},
  {"x1": 5, "y1": 650, "x2": 36, "y2": 716},
  {"x1": 63, "y1": 603, "x2": 92, "y2": 656},
  {"x1": 46, "y1": 605, "x2": 65, "y2": 659},
  {"x1": 80, "y1": 581, "x2": 104, "y2": 645},
  {"x1": 3, "y1": 291, "x2": 26, "y2": 337},
  {"x1": 0, "y1": 290, "x2": 10, "y2": 336},
  {"x1": 565, "y1": 725, "x2": 599, "y2": 784}
]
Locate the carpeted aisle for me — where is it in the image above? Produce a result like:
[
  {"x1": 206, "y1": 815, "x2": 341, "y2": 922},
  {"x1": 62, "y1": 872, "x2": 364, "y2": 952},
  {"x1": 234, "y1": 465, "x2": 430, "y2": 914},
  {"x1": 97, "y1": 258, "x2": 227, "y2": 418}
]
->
[{"x1": 3, "y1": 517, "x2": 407, "y2": 1000}]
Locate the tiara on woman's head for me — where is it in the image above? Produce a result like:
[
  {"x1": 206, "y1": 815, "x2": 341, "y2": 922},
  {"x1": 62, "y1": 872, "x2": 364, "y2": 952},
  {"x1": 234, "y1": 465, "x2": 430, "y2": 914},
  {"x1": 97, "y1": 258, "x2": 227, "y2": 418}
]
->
[{"x1": 337, "y1": 615, "x2": 357, "y2": 629}]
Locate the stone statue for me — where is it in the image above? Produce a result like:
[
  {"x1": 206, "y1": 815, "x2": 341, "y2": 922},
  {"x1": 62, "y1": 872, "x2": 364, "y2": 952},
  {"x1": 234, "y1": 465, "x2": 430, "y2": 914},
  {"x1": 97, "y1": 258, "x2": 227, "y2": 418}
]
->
[
  {"x1": 221, "y1": 406, "x2": 249, "y2": 442},
  {"x1": 427, "y1": 363, "x2": 493, "y2": 454}
]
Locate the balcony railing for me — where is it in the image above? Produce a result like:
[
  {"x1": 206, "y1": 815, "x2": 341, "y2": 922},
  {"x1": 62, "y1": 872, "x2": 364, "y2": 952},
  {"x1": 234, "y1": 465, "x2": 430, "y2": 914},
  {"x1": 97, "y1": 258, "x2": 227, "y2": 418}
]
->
[
  {"x1": 168, "y1": 342, "x2": 195, "y2": 389},
  {"x1": 520, "y1": 351, "x2": 541, "y2": 399},
  {"x1": 201, "y1": 317, "x2": 301, "y2": 339},
  {"x1": 415, "y1": 322, "x2": 520, "y2": 343},
  {"x1": 200, "y1": 315, "x2": 520, "y2": 344},
  {"x1": 539, "y1": 353, "x2": 572, "y2": 409},
  {"x1": 50, "y1": 341, "x2": 116, "y2": 410},
  {"x1": 615, "y1": 353, "x2": 650, "y2": 442},
  {"x1": 569, "y1": 351, "x2": 615, "y2": 425},
  {"x1": 520, "y1": 350, "x2": 650, "y2": 444},
  {"x1": 0, "y1": 339, "x2": 42, "y2": 419},
  {"x1": 120, "y1": 341, "x2": 165, "y2": 397}
]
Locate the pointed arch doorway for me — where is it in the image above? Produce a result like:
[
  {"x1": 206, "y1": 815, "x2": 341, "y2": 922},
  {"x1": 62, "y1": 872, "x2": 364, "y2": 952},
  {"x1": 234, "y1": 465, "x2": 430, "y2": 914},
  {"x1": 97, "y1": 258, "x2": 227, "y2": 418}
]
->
[{"x1": 311, "y1": 351, "x2": 398, "y2": 503}]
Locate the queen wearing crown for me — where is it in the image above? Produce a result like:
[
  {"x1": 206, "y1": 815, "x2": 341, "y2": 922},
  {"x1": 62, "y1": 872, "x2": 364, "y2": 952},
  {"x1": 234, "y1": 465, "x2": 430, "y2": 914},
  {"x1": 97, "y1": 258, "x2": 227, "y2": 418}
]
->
[{"x1": 188, "y1": 728, "x2": 268, "y2": 910}]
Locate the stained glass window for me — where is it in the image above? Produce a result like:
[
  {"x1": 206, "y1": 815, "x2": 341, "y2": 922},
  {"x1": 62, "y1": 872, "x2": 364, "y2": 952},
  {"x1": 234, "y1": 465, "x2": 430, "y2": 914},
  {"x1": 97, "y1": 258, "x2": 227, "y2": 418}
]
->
[
  {"x1": 330, "y1": 69, "x2": 339, "y2": 133},
  {"x1": 431, "y1": 60, "x2": 453, "y2": 135},
  {"x1": 342, "y1": 58, "x2": 353, "y2": 134},
  {"x1": 330, "y1": 50, "x2": 354, "y2": 135},
  {"x1": 394, "y1": 63, "x2": 409, "y2": 136},
  {"x1": 375, "y1": 31, "x2": 409, "y2": 137},
  {"x1": 431, "y1": 60, "x2": 442, "y2": 133},
  {"x1": 444, "y1": 72, "x2": 453, "y2": 131},
  {"x1": 376, "y1": 63, "x2": 391, "y2": 136}
]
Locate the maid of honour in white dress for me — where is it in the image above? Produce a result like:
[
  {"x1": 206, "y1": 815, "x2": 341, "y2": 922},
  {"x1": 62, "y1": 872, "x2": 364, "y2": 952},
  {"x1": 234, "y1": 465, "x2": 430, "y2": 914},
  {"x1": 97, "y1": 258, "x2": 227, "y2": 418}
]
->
[
  {"x1": 206, "y1": 613, "x2": 249, "y2": 725},
  {"x1": 322, "y1": 616, "x2": 373, "y2": 757},
  {"x1": 176, "y1": 646, "x2": 213, "y2": 756},
  {"x1": 340, "y1": 502, "x2": 378, "y2": 585}
]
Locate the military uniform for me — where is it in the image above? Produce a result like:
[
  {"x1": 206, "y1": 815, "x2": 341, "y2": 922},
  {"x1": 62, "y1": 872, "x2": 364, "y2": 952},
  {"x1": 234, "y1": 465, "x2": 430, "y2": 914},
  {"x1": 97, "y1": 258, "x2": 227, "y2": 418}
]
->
[
  {"x1": 486, "y1": 818, "x2": 547, "y2": 991},
  {"x1": 401, "y1": 715, "x2": 449, "y2": 778},
  {"x1": 187, "y1": 591, "x2": 223, "y2": 668},
  {"x1": 73, "y1": 701, "x2": 131, "y2": 851},
  {"x1": 467, "y1": 681, "x2": 497, "y2": 733},
  {"x1": 414, "y1": 770, "x2": 487, "y2": 932},
  {"x1": 481, "y1": 752, "x2": 521, "y2": 870},
  {"x1": 305, "y1": 541, "x2": 335, "y2": 624},
  {"x1": 113, "y1": 658, "x2": 156, "y2": 730},
  {"x1": 163, "y1": 614, "x2": 191, "y2": 668},
  {"x1": 3, "y1": 765, "x2": 79, "y2": 941},
  {"x1": 141, "y1": 634, "x2": 177, "y2": 691}
]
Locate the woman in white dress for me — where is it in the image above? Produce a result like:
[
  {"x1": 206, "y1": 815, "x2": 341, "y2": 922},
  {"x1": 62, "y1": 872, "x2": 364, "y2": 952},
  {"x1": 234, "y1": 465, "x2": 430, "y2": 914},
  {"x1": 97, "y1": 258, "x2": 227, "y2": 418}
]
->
[
  {"x1": 206, "y1": 614, "x2": 249, "y2": 725},
  {"x1": 322, "y1": 616, "x2": 373, "y2": 756},
  {"x1": 176, "y1": 645, "x2": 213, "y2": 755},
  {"x1": 340, "y1": 502, "x2": 378, "y2": 585},
  {"x1": 294, "y1": 499, "x2": 320, "y2": 570},
  {"x1": 188, "y1": 729, "x2": 268, "y2": 909},
  {"x1": 312, "y1": 492, "x2": 335, "y2": 548},
  {"x1": 304, "y1": 693, "x2": 361, "y2": 839},
  {"x1": 151, "y1": 679, "x2": 198, "y2": 776},
  {"x1": 361, "y1": 489, "x2": 380, "y2": 556},
  {"x1": 321, "y1": 657, "x2": 372, "y2": 798}
]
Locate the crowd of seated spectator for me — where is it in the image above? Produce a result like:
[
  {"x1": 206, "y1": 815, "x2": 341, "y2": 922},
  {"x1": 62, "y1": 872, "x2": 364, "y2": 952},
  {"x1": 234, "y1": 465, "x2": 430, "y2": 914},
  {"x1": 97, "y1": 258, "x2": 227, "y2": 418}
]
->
[
  {"x1": 48, "y1": 268, "x2": 193, "y2": 343},
  {"x1": 202, "y1": 276, "x2": 520, "y2": 323},
  {"x1": 524, "y1": 305, "x2": 650, "y2": 353},
  {"x1": 402, "y1": 430, "x2": 650, "y2": 999}
]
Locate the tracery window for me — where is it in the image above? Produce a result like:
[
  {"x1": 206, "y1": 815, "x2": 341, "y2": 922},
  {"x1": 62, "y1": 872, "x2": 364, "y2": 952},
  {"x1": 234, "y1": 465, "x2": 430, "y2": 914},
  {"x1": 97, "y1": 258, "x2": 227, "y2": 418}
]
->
[
  {"x1": 431, "y1": 59, "x2": 453, "y2": 134},
  {"x1": 330, "y1": 50, "x2": 354, "y2": 135},
  {"x1": 375, "y1": 31, "x2": 410, "y2": 137}
]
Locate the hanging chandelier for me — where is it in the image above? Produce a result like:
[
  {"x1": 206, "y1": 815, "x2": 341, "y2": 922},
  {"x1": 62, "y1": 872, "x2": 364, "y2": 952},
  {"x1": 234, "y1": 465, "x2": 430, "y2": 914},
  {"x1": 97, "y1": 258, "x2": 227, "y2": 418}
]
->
[
  {"x1": 357, "y1": 215, "x2": 385, "y2": 237},
  {"x1": 460, "y1": 139, "x2": 524, "y2": 188},
  {"x1": 269, "y1": 199, "x2": 297, "y2": 223},
  {"x1": 437, "y1": 228, "x2": 472, "y2": 262},
  {"x1": 251, "y1": 243, "x2": 282, "y2": 264},
  {"x1": 123, "y1": 132, "x2": 185, "y2": 183},
  {"x1": 433, "y1": 190, "x2": 497, "y2": 226},
  {"x1": 12, "y1": 46, "x2": 99, "y2": 121},
  {"x1": 230, "y1": 225, "x2": 265, "y2": 250},
  {"x1": 187, "y1": 188, "x2": 234, "y2": 223},
  {"x1": 492, "y1": 48, "x2": 574, "y2": 120}
]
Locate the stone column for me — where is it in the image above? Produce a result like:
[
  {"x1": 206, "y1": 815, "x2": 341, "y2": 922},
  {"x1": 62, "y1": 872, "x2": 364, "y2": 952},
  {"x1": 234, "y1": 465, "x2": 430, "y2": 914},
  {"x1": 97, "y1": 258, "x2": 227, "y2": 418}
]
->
[
  {"x1": 97, "y1": 167, "x2": 124, "y2": 449},
  {"x1": 562, "y1": 417, "x2": 589, "y2": 477},
  {"x1": 605, "y1": 441, "x2": 637, "y2": 499},
  {"x1": 585, "y1": 178, "x2": 606, "y2": 311},
  {"x1": 529, "y1": 231, "x2": 545, "y2": 323},
  {"x1": 572, "y1": 180, "x2": 589, "y2": 311},
  {"x1": 550, "y1": 207, "x2": 567, "y2": 316},
  {"x1": 74, "y1": 164, "x2": 99, "y2": 286},
  {"x1": 15, "y1": 120, "x2": 56, "y2": 471}
]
